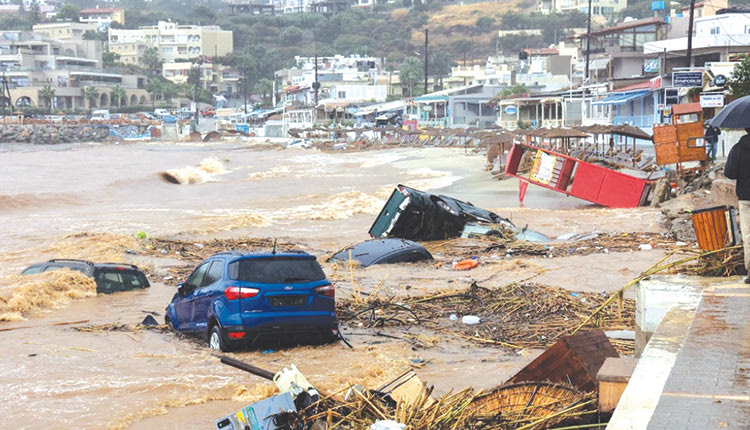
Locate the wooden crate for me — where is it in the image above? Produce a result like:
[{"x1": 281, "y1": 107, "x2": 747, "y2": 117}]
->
[
  {"x1": 652, "y1": 122, "x2": 706, "y2": 165},
  {"x1": 596, "y1": 357, "x2": 637, "y2": 413},
  {"x1": 510, "y1": 330, "x2": 619, "y2": 392},
  {"x1": 675, "y1": 121, "x2": 707, "y2": 163},
  {"x1": 653, "y1": 124, "x2": 679, "y2": 165}
]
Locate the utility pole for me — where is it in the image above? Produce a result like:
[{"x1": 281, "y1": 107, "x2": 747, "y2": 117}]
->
[
  {"x1": 424, "y1": 29, "x2": 428, "y2": 94},
  {"x1": 584, "y1": 0, "x2": 593, "y2": 82},
  {"x1": 313, "y1": 53, "x2": 319, "y2": 107},
  {"x1": 686, "y1": 0, "x2": 696, "y2": 67}
]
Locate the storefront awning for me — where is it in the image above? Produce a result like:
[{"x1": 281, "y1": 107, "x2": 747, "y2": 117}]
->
[{"x1": 591, "y1": 90, "x2": 651, "y2": 106}]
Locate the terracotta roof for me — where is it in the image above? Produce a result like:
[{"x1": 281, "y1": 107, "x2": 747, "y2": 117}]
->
[
  {"x1": 612, "y1": 80, "x2": 652, "y2": 92},
  {"x1": 672, "y1": 102, "x2": 703, "y2": 115},
  {"x1": 79, "y1": 8, "x2": 122, "y2": 14}
]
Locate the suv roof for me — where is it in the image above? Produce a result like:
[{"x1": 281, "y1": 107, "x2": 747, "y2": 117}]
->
[
  {"x1": 209, "y1": 250, "x2": 314, "y2": 259},
  {"x1": 21, "y1": 259, "x2": 150, "y2": 294}
]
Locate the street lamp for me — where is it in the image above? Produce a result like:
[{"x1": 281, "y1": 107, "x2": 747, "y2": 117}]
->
[{"x1": 193, "y1": 59, "x2": 203, "y2": 126}]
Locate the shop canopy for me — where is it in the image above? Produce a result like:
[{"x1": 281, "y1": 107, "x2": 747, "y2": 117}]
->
[{"x1": 591, "y1": 90, "x2": 651, "y2": 106}]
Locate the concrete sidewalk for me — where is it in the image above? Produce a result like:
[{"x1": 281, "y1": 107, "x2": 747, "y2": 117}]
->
[{"x1": 609, "y1": 278, "x2": 750, "y2": 429}]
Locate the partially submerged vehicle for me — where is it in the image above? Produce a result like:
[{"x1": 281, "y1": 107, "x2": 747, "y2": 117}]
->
[
  {"x1": 21, "y1": 259, "x2": 150, "y2": 294},
  {"x1": 329, "y1": 238, "x2": 433, "y2": 267},
  {"x1": 165, "y1": 250, "x2": 339, "y2": 351},
  {"x1": 369, "y1": 185, "x2": 550, "y2": 242}
]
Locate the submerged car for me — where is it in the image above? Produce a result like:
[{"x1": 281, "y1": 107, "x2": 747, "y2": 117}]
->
[
  {"x1": 328, "y1": 238, "x2": 433, "y2": 267},
  {"x1": 369, "y1": 184, "x2": 550, "y2": 242},
  {"x1": 165, "y1": 251, "x2": 338, "y2": 352},
  {"x1": 21, "y1": 259, "x2": 150, "y2": 294}
]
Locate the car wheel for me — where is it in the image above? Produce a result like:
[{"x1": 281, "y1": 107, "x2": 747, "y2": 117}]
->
[{"x1": 208, "y1": 325, "x2": 230, "y2": 352}]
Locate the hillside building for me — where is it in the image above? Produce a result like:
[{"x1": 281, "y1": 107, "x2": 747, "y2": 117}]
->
[{"x1": 108, "y1": 21, "x2": 233, "y2": 66}]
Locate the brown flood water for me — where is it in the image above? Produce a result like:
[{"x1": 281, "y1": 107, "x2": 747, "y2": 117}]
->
[{"x1": 0, "y1": 141, "x2": 667, "y2": 429}]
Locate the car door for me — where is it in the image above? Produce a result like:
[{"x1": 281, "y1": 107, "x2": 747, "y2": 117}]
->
[
  {"x1": 175, "y1": 262, "x2": 210, "y2": 331},
  {"x1": 191, "y1": 261, "x2": 224, "y2": 332}
]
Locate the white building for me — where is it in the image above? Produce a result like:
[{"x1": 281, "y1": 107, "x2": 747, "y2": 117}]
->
[{"x1": 644, "y1": 11, "x2": 750, "y2": 61}]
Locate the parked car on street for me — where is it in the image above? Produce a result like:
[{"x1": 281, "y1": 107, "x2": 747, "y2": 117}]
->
[
  {"x1": 165, "y1": 250, "x2": 339, "y2": 351},
  {"x1": 21, "y1": 259, "x2": 150, "y2": 294},
  {"x1": 161, "y1": 114, "x2": 178, "y2": 124},
  {"x1": 201, "y1": 107, "x2": 215, "y2": 117}
]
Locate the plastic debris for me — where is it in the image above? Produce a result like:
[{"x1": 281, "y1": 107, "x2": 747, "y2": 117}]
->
[
  {"x1": 371, "y1": 420, "x2": 407, "y2": 430},
  {"x1": 461, "y1": 315, "x2": 481, "y2": 325}
]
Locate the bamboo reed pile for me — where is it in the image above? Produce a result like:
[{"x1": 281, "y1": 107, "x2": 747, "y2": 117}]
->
[
  {"x1": 302, "y1": 381, "x2": 595, "y2": 430},
  {"x1": 337, "y1": 282, "x2": 635, "y2": 352}
]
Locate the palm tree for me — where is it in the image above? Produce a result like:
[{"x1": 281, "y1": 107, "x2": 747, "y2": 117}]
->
[
  {"x1": 110, "y1": 85, "x2": 125, "y2": 111},
  {"x1": 39, "y1": 85, "x2": 55, "y2": 113},
  {"x1": 84, "y1": 86, "x2": 99, "y2": 110}
]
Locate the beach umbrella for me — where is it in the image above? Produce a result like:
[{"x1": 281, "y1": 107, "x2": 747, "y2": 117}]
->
[{"x1": 709, "y1": 95, "x2": 750, "y2": 129}]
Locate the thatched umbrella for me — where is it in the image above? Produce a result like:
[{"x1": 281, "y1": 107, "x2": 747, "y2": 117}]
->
[{"x1": 538, "y1": 127, "x2": 590, "y2": 154}]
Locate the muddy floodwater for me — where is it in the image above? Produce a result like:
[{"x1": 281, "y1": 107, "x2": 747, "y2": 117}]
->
[{"x1": 0, "y1": 141, "x2": 668, "y2": 429}]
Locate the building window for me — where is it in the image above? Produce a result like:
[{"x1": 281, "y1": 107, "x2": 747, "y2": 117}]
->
[
  {"x1": 745, "y1": 25, "x2": 750, "y2": 34},
  {"x1": 710, "y1": 27, "x2": 720, "y2": 35},
  {"x1": 338, "y1": 91, "x2": 345, "y2": 98}
]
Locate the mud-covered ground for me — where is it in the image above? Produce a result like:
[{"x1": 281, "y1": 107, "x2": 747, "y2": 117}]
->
[{"x1": 0, "y1": 142, "x2": 717, "y2": 429}]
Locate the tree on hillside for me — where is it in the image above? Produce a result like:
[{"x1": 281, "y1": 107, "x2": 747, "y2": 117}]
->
[
  {"x1": 110, "y1": 85, "x2": 125, "y2": 110},
  {"x1": 84, "y1": 86, "x2": 99, "y2": 110},
  {"x1": 141, "y1": 48, "x2": 163, "y2": 77},
  {"x1": 103, "y1": 51, "x2": 120, "y2": 67},
  {"x1": 39, "y1": 85, "x2": 55, "y2": 113},
  {"x1": 729, "y1": 55, "x2": 750, "y2": 99},
  {"x1": 54, "y1": 4, "x2": 79, "y2": 21},
  {"x1": 399, "y1": 56, "x2": 424, "y2": 97},
  {"x1": 28, "y1": 1, "x2": 42, "y2": 24},
  {"x1": 253, "y1": 78, "x2": 273, "y2": 102},
  {"x1": 452, "y1": 39, "x2": 474, "y2": 66},
  {"x1": 475, "y1": 17, "x2": 495, "y2": 34}
]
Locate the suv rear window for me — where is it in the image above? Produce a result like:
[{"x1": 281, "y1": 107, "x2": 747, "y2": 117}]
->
[
  {"x1": 228, "y1": 257, "x2": 326, "y2": 284},
  {"x1": 95, "y1": 270, "x2": 150, "y2": 293}
]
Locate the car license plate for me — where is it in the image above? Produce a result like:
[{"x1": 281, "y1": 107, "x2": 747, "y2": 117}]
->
[{"x1": 270, "y1": 295, "x2": 306, "y2": 307}]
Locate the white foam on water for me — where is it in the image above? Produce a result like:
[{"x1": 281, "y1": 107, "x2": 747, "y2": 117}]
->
[
  {"x1": 162, "y1": 157, "x2": 228, "y2": 185},
  {"x1": 406, "y1": 167, "x2": 461, "y2": 191}
]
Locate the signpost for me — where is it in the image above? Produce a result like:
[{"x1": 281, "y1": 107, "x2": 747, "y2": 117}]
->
[
  {"x1": 700, "y1": 93, "x2": 724, "y2": 108},
  {"x1": 673, "y1": 71, "x2": 703, "y2": 88}
]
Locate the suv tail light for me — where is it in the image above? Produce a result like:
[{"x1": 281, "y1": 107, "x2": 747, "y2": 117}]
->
[
  {"x1": 224, "y1": 287, "x2": 259, "y2": 300},
  {"x1": 315, "y1": 284, "x2": 335, "y2": 298}
]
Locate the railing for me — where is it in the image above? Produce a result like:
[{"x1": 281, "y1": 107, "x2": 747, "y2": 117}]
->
[
  {"x1": 614, "y1": 115, "x2": 656, "y2": 128},
  {"x1": 417, "y1": 118, "x2": 448, "y2": 128}
]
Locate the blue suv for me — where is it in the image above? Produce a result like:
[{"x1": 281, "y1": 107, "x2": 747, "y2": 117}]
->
[{"x1": 165, "y1": 251, "x2": 338, "y2": 351}]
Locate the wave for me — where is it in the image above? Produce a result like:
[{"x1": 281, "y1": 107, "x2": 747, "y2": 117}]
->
[
  {"x1": 0, "y1": 270, "x2": 96, "y2": 322},
  {"x1": 0, "y1": 192, "x2": 84, "y2": 212},
  {"x1": 291, "y1": 190, "x2": 386, "y2": 221},
  {"x1": 161, "y1": 157, "x2": 227, "y2": 185},
  {"x1": 188, "y1": 211, "x2": 273, "y2": 233}
]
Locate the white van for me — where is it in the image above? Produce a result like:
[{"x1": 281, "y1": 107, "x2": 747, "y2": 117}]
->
[
  {"x1": 153, "y1": 108, "x2": 170, "y2": 118},
  {"x1": 91, "y1": 109, "x2": 110, "y2": 121}
]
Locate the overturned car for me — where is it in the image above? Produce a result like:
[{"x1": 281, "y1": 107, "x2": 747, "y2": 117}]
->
[{"x1": 369, "y1": 184, "x2": 549, "y2": 242}]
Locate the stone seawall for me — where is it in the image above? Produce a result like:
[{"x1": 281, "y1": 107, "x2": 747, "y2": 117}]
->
[{"x1": 0, "y1": 124, "x2": 111, "y2": 144}]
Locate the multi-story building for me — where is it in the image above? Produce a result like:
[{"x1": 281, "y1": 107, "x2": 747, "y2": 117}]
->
[
  {"x1": 645, "y1": 9, "x2": 750, "y2": 67},
  {"x1": 0, "y1": 31, "x2": 148, "y2": 111},
  {"x1": 162, "y1": 60, "x2": 239, "y2": 95},
  {"x1": 108, "y1": 21, "x2": 233, "y2": 66},
  {"x1": 538, "y1": 0, "x2": 626, "y2": 18},
  {"x1": 32, "y1": 22, "x2": 99, "y2": 40},
  {"x1": 79, "y1": 7, "x2": 125, "y2": 31}
]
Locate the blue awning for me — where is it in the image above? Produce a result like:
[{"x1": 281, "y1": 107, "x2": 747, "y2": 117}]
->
[{"x1": 591, "y1": 90, "x2": 651, "y2": 106}]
